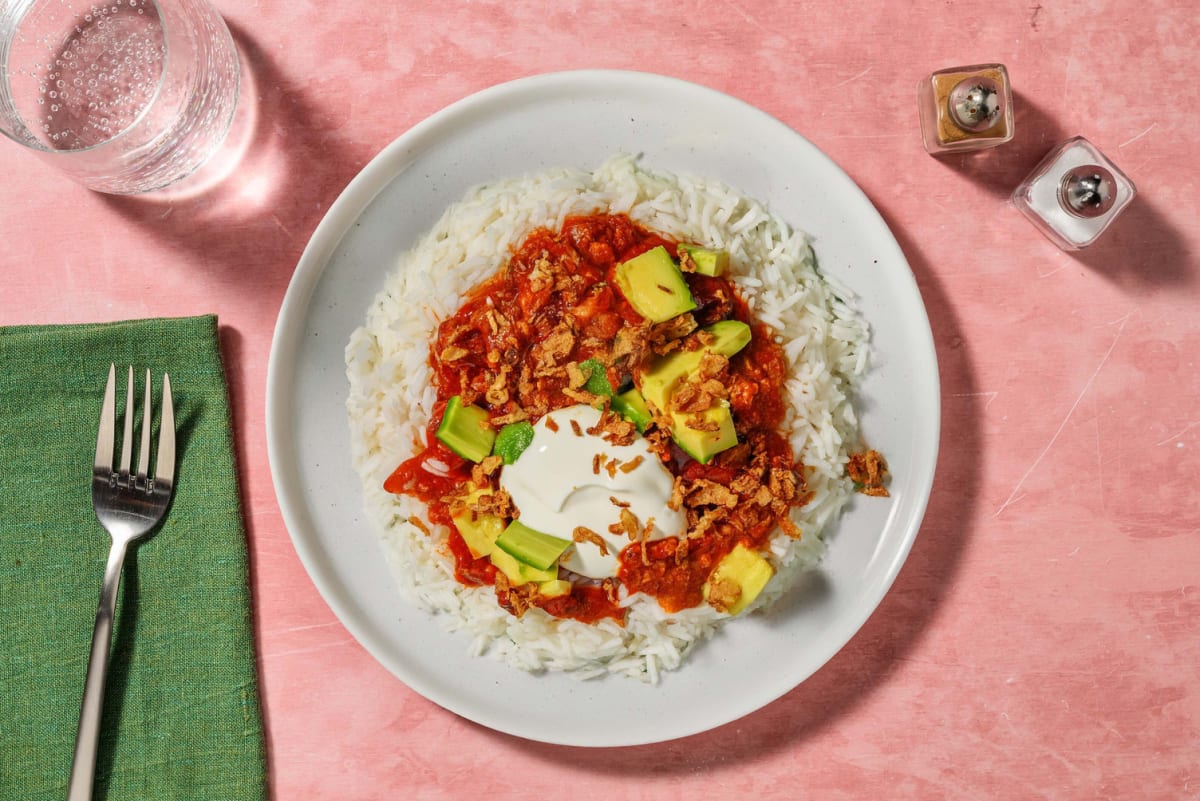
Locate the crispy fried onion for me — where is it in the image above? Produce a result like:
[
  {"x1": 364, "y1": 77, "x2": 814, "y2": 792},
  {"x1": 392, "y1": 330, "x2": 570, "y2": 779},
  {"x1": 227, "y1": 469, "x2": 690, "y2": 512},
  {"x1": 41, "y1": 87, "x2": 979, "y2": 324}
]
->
[
  {"x1": 573, "y1": 526, "x2": 609, "y2": 557},
  {"x1": 705, "y1": 577, "x2": 742, "y2": 614},
  {"x1": 847, "y1": 449, "x2": 890, "y2": 497}
]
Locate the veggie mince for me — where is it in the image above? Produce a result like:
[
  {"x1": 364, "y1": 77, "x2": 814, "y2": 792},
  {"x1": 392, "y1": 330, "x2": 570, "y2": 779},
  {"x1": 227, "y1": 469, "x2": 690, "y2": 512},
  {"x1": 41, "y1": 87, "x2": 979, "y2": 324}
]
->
[{"x1": 384, "y1": 213, "x2": 824, "y2": 624}]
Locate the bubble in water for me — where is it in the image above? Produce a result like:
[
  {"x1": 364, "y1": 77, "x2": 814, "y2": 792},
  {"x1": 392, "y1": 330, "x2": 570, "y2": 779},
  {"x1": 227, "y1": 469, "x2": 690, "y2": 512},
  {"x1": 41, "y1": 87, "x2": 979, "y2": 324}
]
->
[{"x1": 49, "y1": 91, "x2": 58, "y2": 99}]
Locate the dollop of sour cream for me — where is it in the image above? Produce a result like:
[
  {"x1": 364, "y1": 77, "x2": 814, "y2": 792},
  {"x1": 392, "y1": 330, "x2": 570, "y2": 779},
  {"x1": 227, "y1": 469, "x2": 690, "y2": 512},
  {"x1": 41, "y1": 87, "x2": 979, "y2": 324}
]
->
[{"x1": 499, "y1": 405, "x2": 685, "y2": 579}]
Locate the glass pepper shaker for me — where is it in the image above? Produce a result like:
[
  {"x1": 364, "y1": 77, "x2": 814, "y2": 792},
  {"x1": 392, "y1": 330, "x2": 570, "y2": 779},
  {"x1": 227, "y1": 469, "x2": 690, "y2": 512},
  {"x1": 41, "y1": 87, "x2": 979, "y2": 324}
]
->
[
  {"x1": 918, "y1": 64, "x2": 1015, "y2": 154},
  {"x1": 1011, "y1": 136, "x2": 1137, "y2": 250}
]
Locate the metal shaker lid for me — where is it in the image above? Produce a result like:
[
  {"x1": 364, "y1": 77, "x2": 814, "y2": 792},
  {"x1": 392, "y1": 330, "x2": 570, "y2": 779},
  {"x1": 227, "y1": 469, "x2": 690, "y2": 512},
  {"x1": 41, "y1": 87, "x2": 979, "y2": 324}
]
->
[
  {"x1": 948, "y1": 76, "x2": 1004, "y2": 131},
  {"x1": 1060, "y1": 165, "x2": 1117, "y2": 217}
]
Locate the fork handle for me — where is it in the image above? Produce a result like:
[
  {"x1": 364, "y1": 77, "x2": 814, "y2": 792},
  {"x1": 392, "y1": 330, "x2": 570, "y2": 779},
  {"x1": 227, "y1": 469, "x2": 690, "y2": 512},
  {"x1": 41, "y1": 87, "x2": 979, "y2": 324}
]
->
[{"x1": 66, "y1": 537, "x2": 129, "y2": 801}]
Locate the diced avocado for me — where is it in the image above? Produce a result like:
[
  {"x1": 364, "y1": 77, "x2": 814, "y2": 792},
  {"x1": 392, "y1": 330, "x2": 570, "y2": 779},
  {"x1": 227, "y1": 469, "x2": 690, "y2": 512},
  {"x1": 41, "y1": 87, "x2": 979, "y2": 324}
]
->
[
  {"x1": 637, "y1": 320, "x2": 751, "y2": 414},
  {"x1": 614, "y1": 245, "x2": 697, "y2": 323},
  {"x1": 522, "y1": 562, "x2": 558, "y2": 582},
  {"x1": 637, "y1": 320, "x2": 752, "y2": 457},
  {"x1": 490, "y1": 547, "x2": 526, "y2": 585},
  {"x1": 451, "y1": 488, "x2": 505, "y2": 559},
  {"x1": 679, "y1": 244, "x2": 729, "y2": 277},
  {"x1": 435, "y1": 395, "x2": 494, "y2": 463},
  {"x1": 612, "y1": 387, "x2": 652, "y2": 432},
  {"x1": 671, "y1": 400, "x2": 738, "y2": 464},
  {"x1": 490, "y1": 547, "x2": 558, "y2": 586},
  {"x1": 702, "y1": 319, "x2": 752, "y2": 357},
  {"x1": 703, "y1": 543, "x2": 775, "y2": 615},
  {"x1": 639, "y1": 349, "x2": 702, "y2": 413},
  {"x1": 495, "y1": 519, "x2": 573, "y2": 571},
  {"x1": 538, "y1": 579, "x2": 573, "y2": 598},
  {"x1": 579, "y1": 357, "x2": 615, "y2": 398},
  {"x1": 493, "y1": 421, "x2": 534, "y2": 464}
]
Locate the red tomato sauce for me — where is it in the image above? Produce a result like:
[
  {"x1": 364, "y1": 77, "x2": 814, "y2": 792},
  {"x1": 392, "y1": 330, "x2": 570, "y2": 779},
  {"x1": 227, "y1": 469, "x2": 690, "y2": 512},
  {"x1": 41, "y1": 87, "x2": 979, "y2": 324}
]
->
[
  {"x1": 384, "y1": 213, "x2": 800, "y2": 624},
  {"x1": 618, "y1": 428, "x2": 796, "y2": 612}
]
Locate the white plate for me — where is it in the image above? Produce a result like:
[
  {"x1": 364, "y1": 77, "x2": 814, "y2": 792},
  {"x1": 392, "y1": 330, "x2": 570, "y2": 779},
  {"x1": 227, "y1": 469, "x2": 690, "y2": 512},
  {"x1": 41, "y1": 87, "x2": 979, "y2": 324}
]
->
[{"x1": 266, "y1": 70, "x2": 939, "y2": 747}]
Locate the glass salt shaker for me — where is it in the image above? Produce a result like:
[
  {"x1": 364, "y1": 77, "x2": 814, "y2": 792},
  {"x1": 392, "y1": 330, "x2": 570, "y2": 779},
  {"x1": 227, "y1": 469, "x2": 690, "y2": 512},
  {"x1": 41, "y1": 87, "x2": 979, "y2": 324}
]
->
[
  {"x1": 918, "y1": 64, "x2": 1015, "y2": 154},
  {"x1": 1011, "y1": 136, "x2": 1137, "y2": 250}
]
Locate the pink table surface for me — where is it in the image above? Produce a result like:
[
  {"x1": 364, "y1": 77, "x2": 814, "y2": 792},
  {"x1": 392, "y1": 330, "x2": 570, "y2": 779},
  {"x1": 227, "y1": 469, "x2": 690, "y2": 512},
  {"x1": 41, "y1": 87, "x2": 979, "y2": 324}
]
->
[{"x1": 4, "y1": 1, "x2": 1198, "y2": 798}]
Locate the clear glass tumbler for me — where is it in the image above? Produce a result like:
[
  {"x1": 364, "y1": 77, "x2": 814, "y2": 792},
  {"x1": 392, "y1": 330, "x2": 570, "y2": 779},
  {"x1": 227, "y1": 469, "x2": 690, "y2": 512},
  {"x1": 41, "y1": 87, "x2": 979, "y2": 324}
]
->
[{"x1": 0, "y1": 0, "x2": 239, "y2": 194}]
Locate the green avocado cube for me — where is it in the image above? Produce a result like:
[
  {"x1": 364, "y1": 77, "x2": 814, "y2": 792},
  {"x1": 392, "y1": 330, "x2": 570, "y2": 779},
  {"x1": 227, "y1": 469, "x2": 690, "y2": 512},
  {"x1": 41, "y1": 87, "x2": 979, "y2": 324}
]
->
[
  {"x1": 614, "y1": 246, "x2": 697, "y2": 323},
  {"x1": 612, "y1": 387, "x2": 652, "y2": 432},
  {"x1": 538, "y1": 579, "x2": 573, "y2": 598},
  {"x1": 680, "y1": 244, "x2": 729, "y2": 277},
  {"x1": 495, "y1": 520, "x2": 572, "y2": 571},
  {"x1": 671, "y1": 400, "x2": 738, "y2": 464},
  {"x1": 640, "y1": 349, "x2": 702, "y2": 414},
  {"x1": 451, "y1": 488, "x2": 505, "y2": 559},
  {"x1": 490, "y1": 547, "x2": 558, "y2": 586},
  {"x1": 637, "y1": 319, "x2": 752, "y2": 415},
  {"x1": 703, "y1": 544, "x2": 775, "y2": 615},
  {"x1": 435, "y1": 396, "x2": 494, "y2": 463},
  {"x1": 701, "y1": 319, "x2": 753, "y2": 356},
  {"x1": 456, "y1": 513, "x2": 504, "y2": 560}
]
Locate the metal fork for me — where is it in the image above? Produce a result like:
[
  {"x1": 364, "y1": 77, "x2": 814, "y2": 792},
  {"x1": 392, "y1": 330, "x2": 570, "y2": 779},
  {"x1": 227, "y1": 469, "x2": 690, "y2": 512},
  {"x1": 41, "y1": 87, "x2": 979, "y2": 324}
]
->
[{"x1": 66, "y1": 364, "x2": 176, "y2": 801}]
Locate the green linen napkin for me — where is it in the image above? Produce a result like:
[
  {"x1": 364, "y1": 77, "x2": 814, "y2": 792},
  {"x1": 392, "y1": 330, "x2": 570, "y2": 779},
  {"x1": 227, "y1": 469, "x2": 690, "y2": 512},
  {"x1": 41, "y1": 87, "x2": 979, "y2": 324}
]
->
[{"x1": 0, "y1": 315, "x2": 266, "y2": 801}]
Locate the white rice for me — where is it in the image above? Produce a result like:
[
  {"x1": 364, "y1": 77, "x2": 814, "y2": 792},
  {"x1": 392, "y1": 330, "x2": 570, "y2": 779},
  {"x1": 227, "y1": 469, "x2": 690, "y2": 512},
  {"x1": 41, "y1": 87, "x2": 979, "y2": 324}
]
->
[{"x1": 345, "y1": 155, "x2": 870, "y2": 682}]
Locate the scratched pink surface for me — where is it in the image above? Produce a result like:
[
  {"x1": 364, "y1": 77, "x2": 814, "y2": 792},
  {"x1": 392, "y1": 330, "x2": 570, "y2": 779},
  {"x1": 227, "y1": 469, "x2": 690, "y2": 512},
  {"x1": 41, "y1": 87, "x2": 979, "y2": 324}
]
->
[{"x1": 3, "y1": 1, "x2": 1198, "y2": 798}]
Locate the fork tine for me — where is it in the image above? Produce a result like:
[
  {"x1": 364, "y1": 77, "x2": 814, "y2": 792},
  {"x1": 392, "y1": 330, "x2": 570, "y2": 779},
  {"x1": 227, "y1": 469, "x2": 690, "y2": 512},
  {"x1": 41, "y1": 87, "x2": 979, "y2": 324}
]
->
[
  {"x1": 94, "y1": 364, "x2": 116, "y2": 471},
  {"x1": 119, "y1": 366, "x2": 134, "y2": 480},
  {"x1": 155, "y1": 373, "x2": 175, "y2": 486},
  {"x1": 137, "y1": 369, "x2": 151, "y2": 479}
]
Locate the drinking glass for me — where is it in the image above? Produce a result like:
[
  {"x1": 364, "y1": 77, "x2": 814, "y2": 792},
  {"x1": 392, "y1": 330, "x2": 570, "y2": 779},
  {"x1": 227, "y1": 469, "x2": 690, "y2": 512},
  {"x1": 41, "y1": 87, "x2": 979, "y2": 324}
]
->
[{"x1": 0, "y1": 0, "x2": 239, "y2": 194}]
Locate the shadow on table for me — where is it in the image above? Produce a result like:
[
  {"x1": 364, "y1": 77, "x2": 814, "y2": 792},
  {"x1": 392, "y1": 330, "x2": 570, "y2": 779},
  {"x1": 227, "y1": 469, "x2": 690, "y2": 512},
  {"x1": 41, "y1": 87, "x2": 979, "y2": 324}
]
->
[
  {"x1": 1068, "y1": 198, "x2": 1193, "y2": 291},
  {"x1": 477, "y1": 210, "x2": 984, "y2": 770},
  {"x1": 96, "y1": 21, "x2": 365, "y2": 284}
]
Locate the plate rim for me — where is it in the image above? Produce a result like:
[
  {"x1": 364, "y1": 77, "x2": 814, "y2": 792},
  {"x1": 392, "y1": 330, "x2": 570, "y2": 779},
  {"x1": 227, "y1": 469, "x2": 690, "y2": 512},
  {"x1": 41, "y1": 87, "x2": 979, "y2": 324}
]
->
[{"x1": 266, "y1": 68, "x2": 941, "y2": 746}]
